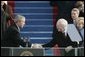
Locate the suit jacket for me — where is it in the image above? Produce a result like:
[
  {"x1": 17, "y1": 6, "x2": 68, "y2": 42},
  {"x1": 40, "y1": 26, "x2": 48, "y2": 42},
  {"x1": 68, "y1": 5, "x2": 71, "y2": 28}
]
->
[
  {"x1": 42, "y1": 28, "x2": 77, "y2": 47},
  {"x1": 78, "y1": 28, "x2": 84, "y2": 47},
  {"x1": 1, "y1": 24, "x2": 31, "y2": 47}
]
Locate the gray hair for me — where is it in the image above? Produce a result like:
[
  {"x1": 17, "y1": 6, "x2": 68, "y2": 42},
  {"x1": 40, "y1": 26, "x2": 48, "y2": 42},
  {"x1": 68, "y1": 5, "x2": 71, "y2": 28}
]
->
[
  {"x1": 56, "y1": 18, "x2": 68, "y2": 27},
  {"x1": 56, "y1": 18, "x2": 68, "y2": 32},
  {"x1": 14, "y1": 14, "x2": 25, "y2": 22}
]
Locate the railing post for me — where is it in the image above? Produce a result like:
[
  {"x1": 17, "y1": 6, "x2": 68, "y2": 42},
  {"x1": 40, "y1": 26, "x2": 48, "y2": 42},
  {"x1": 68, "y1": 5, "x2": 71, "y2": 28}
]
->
[{"x1": 75, "y1": 48, "x2": 78, "y2": 56}]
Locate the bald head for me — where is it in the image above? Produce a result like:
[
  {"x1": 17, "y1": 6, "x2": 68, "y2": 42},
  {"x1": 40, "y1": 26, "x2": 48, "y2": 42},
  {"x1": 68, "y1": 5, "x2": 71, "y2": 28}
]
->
[
  {"x1": 56, "y1": 18, "x2": 68, "y2": 32},
  {"x1": 14, "y1": 15, "x2": 26, "y2": 28}
]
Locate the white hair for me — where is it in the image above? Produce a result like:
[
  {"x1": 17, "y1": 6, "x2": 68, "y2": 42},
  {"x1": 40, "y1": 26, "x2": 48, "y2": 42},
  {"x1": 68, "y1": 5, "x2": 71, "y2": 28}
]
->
[
  {"x1": 57, "y1": 18, "x2": 68, "y2": 27},
  {"x1": 14, "y1": 14, "x2": 25, "y2": 22},
  {"x1": 56, "y1": 18, "x2": 68, "y2": 32}
]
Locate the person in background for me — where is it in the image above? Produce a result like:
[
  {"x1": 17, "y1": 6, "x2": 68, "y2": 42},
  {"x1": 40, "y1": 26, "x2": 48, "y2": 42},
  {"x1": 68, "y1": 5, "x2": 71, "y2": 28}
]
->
[
  {"x1": 50, "y1": 1, "x2": 77, "y2": 23},
  {"x1": 71, "y1": 8, "x2": 84, "y2": 47},
  {"x1": 76, "y1": 17, "x2": 84, "y2": 56},
  {"x1": 76, "y1": 17, "x2": 84, "y2": 47},
  {"x1": 1, "y1": 15, "x2": 31, "y2": 47},
  {"x1": 71, "y1": 8, "x2": 80, "y2": 25},
  {"x1": 75, "y1": 1, "x2": 84, "y2": 17}
]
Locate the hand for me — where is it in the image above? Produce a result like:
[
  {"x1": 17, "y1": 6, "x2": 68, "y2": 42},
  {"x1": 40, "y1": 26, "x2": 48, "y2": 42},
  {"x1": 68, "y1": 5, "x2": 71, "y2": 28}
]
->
[
  {"x1": 65, "y1": 46, "x2": 73, "y2": 53},
  {"x1": 31, "y1": 44, "x2": 43, "y2": 48},
  {"x1": 23, "y1": 37, "x2": 28, "y2": 43}
]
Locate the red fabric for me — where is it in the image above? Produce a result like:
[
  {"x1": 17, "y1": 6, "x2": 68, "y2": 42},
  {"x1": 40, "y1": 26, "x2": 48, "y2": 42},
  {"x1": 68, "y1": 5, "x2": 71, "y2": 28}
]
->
[
  {"x1": 52, "y1": 3, "x2": 61, "y2": 56},
  {"x1": 8, "y1": 1, "x2": 15, "y2": 13},
  {"x1": 6, "y1": 17, "x2": 14, "y2": 28},
  {"x1": 7, "y1": 1, "x2": 15, "y2": 27},
  {"x1": 53, "y1": 4, "x2": 58, "y2": 28},
  {"x1": 53, "y1": 44, "x2": 61, "y2": 56}
]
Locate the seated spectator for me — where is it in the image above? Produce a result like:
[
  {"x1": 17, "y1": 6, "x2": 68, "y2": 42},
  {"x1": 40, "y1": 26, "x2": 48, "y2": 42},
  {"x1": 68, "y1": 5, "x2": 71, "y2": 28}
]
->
[{"x1": 1, "y1": 15, "x2": 31, "y2": 47}]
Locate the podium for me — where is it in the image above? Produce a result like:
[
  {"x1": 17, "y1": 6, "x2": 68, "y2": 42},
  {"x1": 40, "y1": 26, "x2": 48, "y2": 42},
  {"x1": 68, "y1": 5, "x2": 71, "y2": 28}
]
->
[
  {"x1": 1, "y1": 47, "x2": 84, "y2": 56},
  {"x1": 1, "y1": 48, "x2": 11, "y2": 56},
  {"x1": 1, "y1": 47, "x2": 44, "y2": 56}
]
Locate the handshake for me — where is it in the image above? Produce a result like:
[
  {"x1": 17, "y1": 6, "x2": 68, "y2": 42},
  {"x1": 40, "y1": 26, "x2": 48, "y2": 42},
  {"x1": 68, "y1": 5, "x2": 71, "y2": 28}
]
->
[
  {"x1": 31, "y1": 43, "x2": 43, "y2": 48},
  {"x1": 65, "y1": 46, "x2": 73, "y2": 53}
]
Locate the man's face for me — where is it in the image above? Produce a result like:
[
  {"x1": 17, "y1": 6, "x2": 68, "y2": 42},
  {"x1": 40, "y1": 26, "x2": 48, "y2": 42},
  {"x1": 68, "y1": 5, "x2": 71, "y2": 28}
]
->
[
  {"x1": 57, "y1": 23, "x2": 65, "y2": 32},
  {"x1": 71, "y1": 11, "x2": 79, "y2": 20},
  {"x1": 18, "y1": 19, "x2": 25, "y2": 28}
]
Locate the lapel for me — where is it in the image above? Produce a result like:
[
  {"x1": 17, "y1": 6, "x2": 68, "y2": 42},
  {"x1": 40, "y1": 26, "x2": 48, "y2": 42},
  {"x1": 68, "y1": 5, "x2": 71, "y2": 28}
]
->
[{"x1": 14, "y1": 24, "x2": 20, "y2": 33}]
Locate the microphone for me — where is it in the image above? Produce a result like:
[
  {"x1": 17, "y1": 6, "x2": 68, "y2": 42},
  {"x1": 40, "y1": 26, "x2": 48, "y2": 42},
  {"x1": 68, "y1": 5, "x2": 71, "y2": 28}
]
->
[{"x1": 23, "y1": 36, "x2": 30, "y2": 47}]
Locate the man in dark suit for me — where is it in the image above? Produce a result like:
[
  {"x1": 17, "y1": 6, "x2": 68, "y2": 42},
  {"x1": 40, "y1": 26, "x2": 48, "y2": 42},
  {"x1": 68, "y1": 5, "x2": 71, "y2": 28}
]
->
[
  {"x1": 1, "y1": 15, "x2": 31, "y2": 47},
  {"x1": 42, "y1": 18, "x2": 77, "y2": 47},
  {"x1": 42, "y1": 18, "x2": 78, "y2": 56}
]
